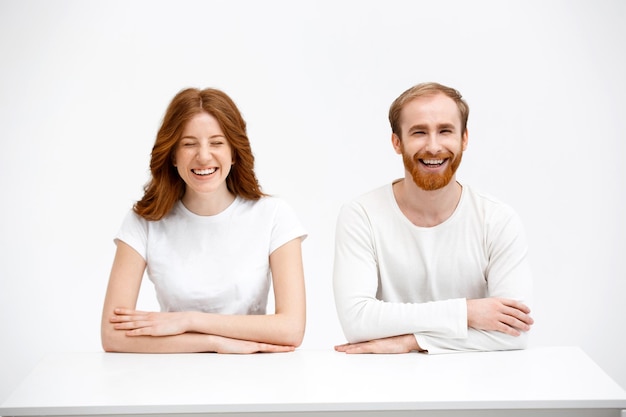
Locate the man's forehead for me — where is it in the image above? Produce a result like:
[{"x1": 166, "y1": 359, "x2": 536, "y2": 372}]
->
[{"x1": 400, "y1": 94, "x2": 461, "y2": 125}]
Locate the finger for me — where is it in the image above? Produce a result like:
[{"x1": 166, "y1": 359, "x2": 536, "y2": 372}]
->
[
  {"x1": 110, "y1": 314, "x2": 149, "y2": 323},
  {"x1": 114, "y1": 320, "x2": 152, "y2": 331},
  {"x1": 126, "y1": 327, "x2": 152, "y2": 336},
  {"x1": 113, "y1": 322, "x2": 137, "y2": 330},
  {"x1": 495, "y1": 321, "x2": 521, "y2": 337},
  {"x1": 228, "y1": 343, "x2": 294, "y2": 354},
  {"x1": 497, "y1": 308, "x2": 534, "y2": 334},
  {"x1": 110, "y1": 315, "x2": 131, "y2": 322},
  {"x1": 335, "y1": 342, "x2": 362, "y2": 352},
  {"x1": 114, "y1": 308, "x2": 152, "y2": 317},
  {"x1": 114, "y1": 308, "x2": 137, "y2": 315},
  {"x1": 502, "y1": 305, "x2": 534, "y2": 326},
  {"x1": 501, "y1": 299, "x2": 531, "y2": 314},
  {"x1": 343, "y1": 343, "x2": 374, "y2": 354},
  {"x1": 501, "y1": 314, "x2": 532, "y2": 333},
  {"x1": 258, "y1": 344, "x2": 294, "y2": 353}
]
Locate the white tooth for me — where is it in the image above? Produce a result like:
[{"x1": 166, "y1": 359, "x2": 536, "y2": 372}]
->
[{"x1": 193, "y1": 168, "x2": 216, "y2": 175}]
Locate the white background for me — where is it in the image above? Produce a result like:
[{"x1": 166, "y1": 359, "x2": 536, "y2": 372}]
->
[{"x1": 1, "y1": 0, "x2": 625, "y2": 402}]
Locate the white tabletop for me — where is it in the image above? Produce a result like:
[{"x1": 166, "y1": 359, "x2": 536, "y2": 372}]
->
[{"x1": 1, "y1": 346, "x2": 625, "y2": 417}]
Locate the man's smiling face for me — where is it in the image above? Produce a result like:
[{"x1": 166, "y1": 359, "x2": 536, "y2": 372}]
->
[{"x1": 392, "y1": 93, "x2": 468, "y2": 191}]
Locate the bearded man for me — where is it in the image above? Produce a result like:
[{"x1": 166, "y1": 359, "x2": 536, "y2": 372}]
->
[{"x1": 333, "y1": 82, "x2": 534, "y2": 354}]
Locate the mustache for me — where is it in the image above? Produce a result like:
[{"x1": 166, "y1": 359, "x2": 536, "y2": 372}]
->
[{"x1": 412, "y1": 151, "x2": 454, "y2": 162}]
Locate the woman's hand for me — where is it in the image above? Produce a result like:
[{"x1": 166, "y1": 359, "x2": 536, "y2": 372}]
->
[
  {"x1": 210, "y1": 335, "x2": 295, "y2": 354},
  {"x1": 110, "y1": 308, "x2": 295, "y2": 353},
  {"x1": 110, "y1": 308, "x2": 191, "y2": 337}
]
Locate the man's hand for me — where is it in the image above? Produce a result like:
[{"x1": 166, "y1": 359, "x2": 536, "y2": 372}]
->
[
  {"x1": 467, "y1": 298, "x2": 534, "y2": 336},
  {"x1": 110, "y1": 308, "x2": 190, "y2": 337},
  {"x1": 335, "y1": 334, "x2": 422, "y2": 354}
]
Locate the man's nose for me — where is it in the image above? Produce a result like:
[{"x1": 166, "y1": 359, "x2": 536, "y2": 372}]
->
[{"x1": 424, "y1": 134, "x2": 442, "y2": 154}]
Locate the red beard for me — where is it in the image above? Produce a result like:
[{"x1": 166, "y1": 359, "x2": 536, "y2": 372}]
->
[{"x1": 402, "y1": 149, "x2": 463, "y2": 191}]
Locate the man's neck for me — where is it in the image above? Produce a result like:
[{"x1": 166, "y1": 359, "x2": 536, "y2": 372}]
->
[{"x1": 392, "y1": 176, "x2": 462, "y2": 227}]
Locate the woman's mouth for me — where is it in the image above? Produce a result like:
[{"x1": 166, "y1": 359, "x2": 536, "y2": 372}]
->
[{"x1": 192, "y1": 168, "x2": 217, "y2": 176}]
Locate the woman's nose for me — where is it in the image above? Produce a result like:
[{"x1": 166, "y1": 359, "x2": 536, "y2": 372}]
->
[{"x1": 196, "y1": 143, "x2": 212, "y2": 163}]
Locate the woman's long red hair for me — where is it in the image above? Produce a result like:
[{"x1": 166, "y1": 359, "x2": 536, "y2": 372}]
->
[{"x1": 134, "y1": 88, "x2": 265, "y2": 221}]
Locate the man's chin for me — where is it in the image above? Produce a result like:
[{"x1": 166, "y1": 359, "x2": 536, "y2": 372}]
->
[{"x1": 411, "y1": 173, "x2": 454, "y2": 191}]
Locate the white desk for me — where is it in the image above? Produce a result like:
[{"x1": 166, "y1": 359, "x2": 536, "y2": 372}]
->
[{"x1": 1, "y1": 346, "x2": 625, "y2": 417}]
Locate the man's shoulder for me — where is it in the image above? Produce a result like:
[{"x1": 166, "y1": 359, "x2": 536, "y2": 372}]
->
[
  {"x1": 353, "y1": 182, "x2": 393, "y2": 204},
  {"x1": 341, "y1": 182, "x2": 394, "y2": 214},
  {"x1": 462, "y1": 184, "x2": 519, "y2": 222}
]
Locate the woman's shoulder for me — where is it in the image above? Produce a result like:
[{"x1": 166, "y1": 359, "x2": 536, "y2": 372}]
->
[
  {"x1": 120, "y1": 207, "x2": 149, "y2": 228},
  {"x1": 240, "y1": 195, "x2": 294, "y2": 213},
  {"x1": 238, "y1": 196, "x2": 303, "y2": 228}
]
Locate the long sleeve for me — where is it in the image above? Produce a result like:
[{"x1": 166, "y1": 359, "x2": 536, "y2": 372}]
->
[
  {"x1": 332, "y1": 184, "x2": 533, "y2": 353},
  {"x1": 332, "y1": 200, "x2": 468, "y2": 344},
  {"x1": 418, "y1": 204, "x2": 533, "y2": 353}
]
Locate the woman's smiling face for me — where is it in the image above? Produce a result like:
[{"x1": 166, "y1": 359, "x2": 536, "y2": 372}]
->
[{"x1": 174, "y1": 111, "x2": 234, "y2": 200}]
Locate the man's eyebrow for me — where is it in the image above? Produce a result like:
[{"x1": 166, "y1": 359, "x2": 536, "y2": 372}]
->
[
  {"x1": 407, "y1": 123, "x2": 456, "y2": 131},
  {"x1": 407, "y1": 124, "x2": 429, "y2": 131}
]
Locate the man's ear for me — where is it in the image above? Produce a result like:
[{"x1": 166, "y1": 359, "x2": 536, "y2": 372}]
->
[
  {"x1": 392, "y1": 133, "x2": 402, "y2": 154},
  {"x1": 462, "y1": 129, "x2": 469, "y2": 151}
]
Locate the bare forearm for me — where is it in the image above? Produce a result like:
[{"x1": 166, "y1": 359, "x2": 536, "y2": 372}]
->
[
  {"x1": 102, "y1": 324, "x2": 296, "y2": 354},
  {"x1": 101, "y1": 327, "x2": 216, "y2": 353},
  {"x1": 106, "y1": 306, "x2": 305, "y2": 348},
  {"x1": 188, "y1": 311, "x2": 305, "y2": 347}
]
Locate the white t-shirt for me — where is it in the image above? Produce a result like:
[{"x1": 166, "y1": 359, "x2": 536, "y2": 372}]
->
[
  {"x1": 333, "y1": 182, "x2": 533, "y2": 353},
  {"x1": 116, "y1": 196, "x2": 307, "y2": 315}
]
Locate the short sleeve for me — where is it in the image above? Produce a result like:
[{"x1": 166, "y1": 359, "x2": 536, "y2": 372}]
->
[
  {"x1": 269, "y1": 198, "x2": 307, "y2": 254},
  {"x1": 114, "y1": 209, "x2": 149, "y2": 261}
]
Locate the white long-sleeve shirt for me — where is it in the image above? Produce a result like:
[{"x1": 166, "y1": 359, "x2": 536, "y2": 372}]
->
[{"x1": 332, "y1": 181, "x2": 532, "y2": 354}]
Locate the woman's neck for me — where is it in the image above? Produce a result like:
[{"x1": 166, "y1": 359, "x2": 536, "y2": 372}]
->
[{"x1": 181, "y1": 188, "x2": 236, "y2": 216}]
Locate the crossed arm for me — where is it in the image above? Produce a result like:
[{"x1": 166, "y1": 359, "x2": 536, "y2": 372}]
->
[
  {"x1": 332, "y1": 201, "x2": 534, "y2": 355},
  {"x1": 334, "y1": 298, "x2": 533, "y2": 354},
  {"x1": 100, "y1": 239, "x2": 305, "y2": 353}
]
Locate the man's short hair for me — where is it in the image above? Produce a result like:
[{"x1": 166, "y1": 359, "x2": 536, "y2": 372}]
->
[{"x1": 389, "y1": 82, "x2": 470, "y2": 138}]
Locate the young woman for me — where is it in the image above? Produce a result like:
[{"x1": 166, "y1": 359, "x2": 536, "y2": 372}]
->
[{"x1": 101, "y1": 88, "x2": 306, "y2": 353}]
